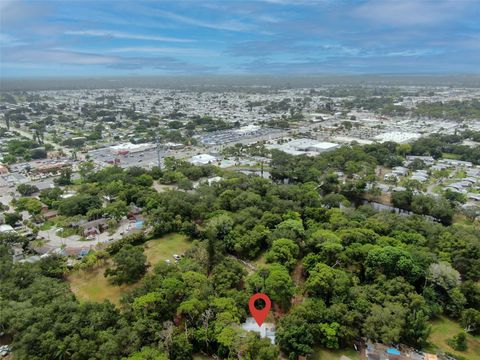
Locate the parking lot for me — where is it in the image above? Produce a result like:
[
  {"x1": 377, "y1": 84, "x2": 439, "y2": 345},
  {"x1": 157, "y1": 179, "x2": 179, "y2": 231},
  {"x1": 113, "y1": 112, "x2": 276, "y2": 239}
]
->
[
  {"x1": 88, "y1": 147, "x2": 162, "y2": 168},
  {"x1": 199, "y1": 127, "x2": 283, "y2": 146},
  {"x1": 87, "y1": 143, "x2": 211, "y2": 169}
]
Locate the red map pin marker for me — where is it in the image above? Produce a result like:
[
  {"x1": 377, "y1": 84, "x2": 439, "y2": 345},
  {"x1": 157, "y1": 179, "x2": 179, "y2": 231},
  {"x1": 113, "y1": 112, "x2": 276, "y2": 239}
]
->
[{"x1": 249, "y1": 293, "x2": 271, "y2": 327}]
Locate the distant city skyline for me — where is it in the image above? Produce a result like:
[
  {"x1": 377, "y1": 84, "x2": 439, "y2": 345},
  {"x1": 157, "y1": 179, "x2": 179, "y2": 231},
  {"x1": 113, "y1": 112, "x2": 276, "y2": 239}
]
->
[{"x1": 1, "y1": 0, "x2": 480, "y2": 78}]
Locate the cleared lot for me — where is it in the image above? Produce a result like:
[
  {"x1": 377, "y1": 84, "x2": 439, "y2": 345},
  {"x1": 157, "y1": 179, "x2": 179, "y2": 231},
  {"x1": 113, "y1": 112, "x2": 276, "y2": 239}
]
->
[
  {"x1": 143, "y1": 233, "x2": 191, "y2": 266},
  {"x1": 68, "y1": 233, "x2": 191, "y2": 305}
]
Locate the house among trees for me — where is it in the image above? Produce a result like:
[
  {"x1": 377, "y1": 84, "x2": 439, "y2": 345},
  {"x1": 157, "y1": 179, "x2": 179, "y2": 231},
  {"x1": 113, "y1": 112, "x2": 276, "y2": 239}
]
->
[
  {"x1": 241, "y1": 317, "x2": 276, "y2": 344},
  {"x1": 127, "y1": 204, "x2": 142, "y2": 220},
  {"x1": 41, "y1": 206, "x2": 58, "y2": 220},
  {"x1": 81, "y1": 218, "x2": 108, "y2": 237},
  {"x1": 365, "y1": 341, "x2": 437, "y2": 360},
  {"x1": 70, "y1": 218, "x2": 108, "y2": 237}
]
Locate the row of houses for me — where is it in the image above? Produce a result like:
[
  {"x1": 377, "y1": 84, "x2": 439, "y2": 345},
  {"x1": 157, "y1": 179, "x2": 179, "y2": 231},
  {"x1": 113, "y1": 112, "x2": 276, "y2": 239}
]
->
[{"x1": 384, "y1": 167, "x2": 429, "y2": 183}]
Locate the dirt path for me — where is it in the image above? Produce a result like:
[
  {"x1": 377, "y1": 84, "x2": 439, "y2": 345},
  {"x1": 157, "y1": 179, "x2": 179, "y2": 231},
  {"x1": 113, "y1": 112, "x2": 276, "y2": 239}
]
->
[{"x1": 291, "y1": 261, "x2": 305, "y2": 306}]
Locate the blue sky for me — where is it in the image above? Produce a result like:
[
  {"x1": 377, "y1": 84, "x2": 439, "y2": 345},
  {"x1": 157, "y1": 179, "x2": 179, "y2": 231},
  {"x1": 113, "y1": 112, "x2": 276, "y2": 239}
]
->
[{"x1": 1, "y1": 0, "x2": 479, "y2": 78}]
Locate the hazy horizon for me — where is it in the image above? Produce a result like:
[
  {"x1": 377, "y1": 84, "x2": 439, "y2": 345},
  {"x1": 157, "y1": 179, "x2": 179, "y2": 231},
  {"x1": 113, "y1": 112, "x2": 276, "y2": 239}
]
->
[{"x1": 3, "y1": 74, "x2": 480, "y2": 91}]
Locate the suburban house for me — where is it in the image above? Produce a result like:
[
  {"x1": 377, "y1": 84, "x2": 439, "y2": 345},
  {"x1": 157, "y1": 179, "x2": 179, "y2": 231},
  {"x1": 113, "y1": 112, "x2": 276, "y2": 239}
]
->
[
  {"x1": 70, "y1": 218, "x2": 108, "y2": 237},
  {"x1": 365, "y1": 341, "x2": 437, "y2": 360},
  {"x1": 41, "y1": 206, "x2": 58, "y2": 220}
]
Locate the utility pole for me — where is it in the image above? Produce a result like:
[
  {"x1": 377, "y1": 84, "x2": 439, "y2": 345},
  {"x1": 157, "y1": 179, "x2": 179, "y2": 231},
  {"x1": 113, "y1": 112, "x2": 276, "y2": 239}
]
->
[{"x1": 156, "y1": 135, "x2": 162, "y2": 169}]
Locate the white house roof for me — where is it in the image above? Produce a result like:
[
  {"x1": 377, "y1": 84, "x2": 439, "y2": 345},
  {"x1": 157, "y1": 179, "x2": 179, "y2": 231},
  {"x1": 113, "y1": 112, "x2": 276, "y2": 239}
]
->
[
  {"x1": 241, "y1": 317, "x2": 275, "y2": 344},
  {"x1": 0, "y1": 224, "x2": 15, "y2": 233}
]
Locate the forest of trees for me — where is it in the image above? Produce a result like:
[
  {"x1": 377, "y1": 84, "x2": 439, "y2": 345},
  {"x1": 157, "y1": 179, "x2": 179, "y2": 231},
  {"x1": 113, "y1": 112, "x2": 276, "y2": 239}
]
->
[{"x1": 414, "y1": 99, "x2": 480, "y2": 120}]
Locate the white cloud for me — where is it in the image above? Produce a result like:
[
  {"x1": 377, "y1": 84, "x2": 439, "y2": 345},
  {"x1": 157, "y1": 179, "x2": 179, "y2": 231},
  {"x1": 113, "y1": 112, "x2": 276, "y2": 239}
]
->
[
  {"x1": 353, "y1": 0, "x2": 467, "y2": 27},
  {"x1": 0, "y1": 33, "x2": 25, "y2": 46},
  {"x1": 257, "y1": 15, "x2": 282, "y2": 23},
  {"x1": 0, "y1": 0, "x2": 50, "y2": 28},
  {"x1": 1, "y1": 47, "x2": 218, "y2": 73},
  {"x1": 381, "y1": 49, "x2": 443, "y2": 57},
  {"x1": 65, "y1": 30, "x2": 193, "y2": 43},
  {"x1": 107, "y1": 46, "x2": 219, "y2": 57},
  {"x1": 154, "y1": 10, "x2": 254, "y2": 32},
  {"x1": 2, "y1": 48, "x2": 118, "y2": 65}
]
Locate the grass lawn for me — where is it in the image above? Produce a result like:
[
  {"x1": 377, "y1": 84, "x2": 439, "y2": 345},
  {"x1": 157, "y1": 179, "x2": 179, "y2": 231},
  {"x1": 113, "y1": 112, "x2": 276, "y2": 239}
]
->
[
  {"x1": 453, "y1": 213, "x2": 476, "y2": 225},
  {"x1": 68, "y1": 233, "x2": 191, "y2": 304},
  {"x1": 426, "y1": 316, "x2": 480, "y2": 360},
  {"x1": 57, "y1": 227, "x2": 78, "y2": 238},
  {"x1": 67, "y1": 263, "x2": 136, "y2": 305},
  {"x1": 39, "y1": 220, "x2": 54, "y2": 231},
  {"x1": 143, "y1": 233, "x2": 191, "y2": 267},
  {"x1": 442, "y1": 153, "x2": 462, "y2": 160},
  {"x1": 456, "y1": 170, "x2": 467, "y2": 179},
  {"x1": 312, "y1": 347, "x2": 360, "y2": 360}
]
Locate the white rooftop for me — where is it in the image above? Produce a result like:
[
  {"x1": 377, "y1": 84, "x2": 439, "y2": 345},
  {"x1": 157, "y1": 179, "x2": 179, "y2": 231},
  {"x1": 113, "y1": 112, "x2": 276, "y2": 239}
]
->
[
  {"x1": 234, "y1": 125, "x2": 260, "y2": 134},
  {"x1": 110, "y1": 142, "x2": 154, "y2": 151},
  {"x1": 333, "y1": 136, "x2": 374, "y2": 145},
  {"x1": 190, "y1": 154, "x2": 217, "y2": 165},
  {"x1": 0, "y1": 224, "x2": 15, "y2": 233},
  {"x1": 241, "y1": 317, "x2": 275, "y2": 344},
  {"x1": 267, "y1": 138, "x2": 339, "y2": 156},
  {"x1": 374, "y1": 132, "x2": 421, "y2": 144}
]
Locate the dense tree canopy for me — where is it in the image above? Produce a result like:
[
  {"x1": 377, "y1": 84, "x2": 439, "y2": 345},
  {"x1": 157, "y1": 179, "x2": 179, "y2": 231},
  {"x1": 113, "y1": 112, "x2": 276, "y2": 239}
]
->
[{"x1": 2, "y1": 138, "x2": 480, "y2": 359}]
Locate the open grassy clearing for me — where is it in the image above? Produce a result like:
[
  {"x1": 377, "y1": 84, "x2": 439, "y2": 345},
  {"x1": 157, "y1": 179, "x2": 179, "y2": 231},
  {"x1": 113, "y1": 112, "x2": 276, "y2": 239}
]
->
[
  {"x1": 426, "y1": 316, "x2": 480, "y2": 360},
  {"x1": 143, "y1": 233, "x2": 191, "y2": 267},
  {"x1": 442, "y1": 153, "x2": 462, "y2": 160},
  {"x1": 68, "y1": 233, "x2": 192, "y2": 304},
  {"x1": 153, "y1": 181, "x2": 178, "y2": 193},
  {"x1": 452, "y1": 213, "x2": 478, "y2": 225},
  {"x1": 67, "y1": 262, "x2": 136, "y2": 305},
  {"x1": 312, "y1": 347, "x2": 360, "y2": 360}
]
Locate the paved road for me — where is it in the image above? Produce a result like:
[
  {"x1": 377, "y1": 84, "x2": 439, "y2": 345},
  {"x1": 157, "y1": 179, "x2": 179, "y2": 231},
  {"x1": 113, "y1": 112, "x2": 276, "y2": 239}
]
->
[{"x1": 426, "y1": 179, "x2": 441, "y2": 194}]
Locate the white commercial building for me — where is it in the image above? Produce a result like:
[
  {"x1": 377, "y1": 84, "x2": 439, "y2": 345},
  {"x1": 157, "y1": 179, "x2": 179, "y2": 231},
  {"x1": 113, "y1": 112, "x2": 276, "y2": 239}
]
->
[
  {"x1": 267, "y1": 138, "x2": 339, "y2": 156},
  {"x1": 333, "y1": 136, "x2": 374, "y2": 145},
  {"x1": 110, "y1": 142, "x2": 155, "y2": 153},
  {"x1": 190, "y1": 154, "x2": 217, "y2": 165},
  {"x1": 234, "y1": 125, "x2": 260, "y2": 135}
]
